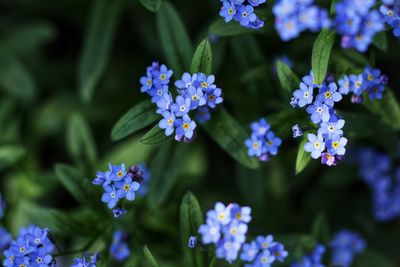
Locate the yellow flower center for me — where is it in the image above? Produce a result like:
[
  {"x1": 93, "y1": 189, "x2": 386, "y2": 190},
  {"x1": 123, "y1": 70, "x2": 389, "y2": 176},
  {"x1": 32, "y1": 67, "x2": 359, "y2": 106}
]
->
[
  {"x1": 147, "y1": 79, "x2": 152, "y2": 86},
  {"x1": 314, "y1": 142, "x2": 320, "y2": 149},
  {"x1": 235, "y1": 213, "x2": 242, "y2": 220},
  {"x1": 160, "y1": 74, "x2": 166, "y2": 80},
  {"x1": 208, "y1": 95, "x2": 215, "y2": 101},
  {"x1": 183, "y1": 122, "x2": 190, "y2": 130},
  {"x1": 332, "y1": 141, "x2": 339, "y2": 149},
  {"x1": 217, "y1": 213, "x2": 225, "y2": 221},
  {"x1": 168, "y1": 118, "x2": 174, "y2": 125},
  {"x1": 324, "y1": 91, "x2": 332, "y2": 98},
  {"x1": 228, "y1": 8, "x2": 234, "y2": 15},
  {"x1": 261, "y1": 257, "x2": 268, "y2": 263},
  {"x1": 368, "y1": 74, "x2": 373, "y2": 81},
  {"x1": 230, "y1": 227, "x2": 238, "y2": 235},
  {"x1": 267, "y1": 140, "x2": 273, "y2": 146},
  {"x1": 117, "y1": 170, "x2": 124, "y2": 178},
  {"x1": 123, "y1": 184, "x2": 130, "y2": 191},
  {"x1": 262, "y1": 242, "x2": 268, "y2": 248},
  {"x1": 201, "y1": 82, "x2": 208, "y2": 88},
  {"x1": 252, "y1": 142, "x2": 259, "y2": 149}
]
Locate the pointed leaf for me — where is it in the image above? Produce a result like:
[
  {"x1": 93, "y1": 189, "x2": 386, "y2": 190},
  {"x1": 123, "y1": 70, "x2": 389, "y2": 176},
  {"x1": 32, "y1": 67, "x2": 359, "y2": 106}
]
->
[
  {"x1": 363, "y1": 89, "x2": 400, "y2": 130},
  {"x1": 78, "y1": 0, "x2": 125, "y2": 102},
  {"x1": 295, "y1": 136, "x2": 311, "y2": 175},
  {"x1": 111, "y1": 100, "x2": 159, "y2": 141},
  {"x1": 312, "y1": 29, "x2": 336, "y2": 84},
  {"x1": 143, "y1": 246, "x2": 161, "y2": 267},
  {"x1": 67, "y1": 113, "x2": 97, "y2": 164},
  {"x1": 180, "y1": 191, "x2": 205, "y2": 267},
  {"x1": 139, "y1": 0, "x2": 162, "y2": 12},
  {"x1": 203, "y1": 108, "x2": 259, "y2": 169},
  {"x1": 157, "y1": 2, "x2": 192, "y2": 75},
  {"x1": 140, "y1": 124, "x2": 171, "y2": 145},
  {"x1": 276, "y1": 60, "x2": 300, "y2": 96},
  {"x1": 190, "y1": 39, "x2": 212, "y2": 75}
]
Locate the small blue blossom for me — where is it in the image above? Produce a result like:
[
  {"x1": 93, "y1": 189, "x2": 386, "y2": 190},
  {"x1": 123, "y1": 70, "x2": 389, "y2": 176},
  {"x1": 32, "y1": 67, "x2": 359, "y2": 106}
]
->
[
  {"x1": 110, "y1": 231, "x2": 130, "y2": 262},
  {"x1": 112, "y1": 208, "x2": 127, "y2": 218},
  {"x1": 240, "y1": 241, "x2": 259, "y2": 262},
  {"x1": 265, "y1": 132, "x2": 282, "y2": 156},
  {"x1": 155, "y1": 92, "x2": 173, "y2": 113},
  {"x1": 159, "y1": 111, "x2": 176, "y2": 136},
  {"x1": 206, "y1": 87, "x2": 223, "y2": 108},
  {"x1": 188, "y1": 236, "x2": 198, "y2": 249},
  {"x1": 153, "y1": 64, "x2": 173, "y2": 86},
  {"x1": 304, "y1": 133, "x2": 325, "y2": 159},
  {"x1": 270, "y1": 243, "x2": 289, "y2": 262},
  {"x1": 71, "y1": 252, "x2": 99, "y2": 267},
  {"x1": 174, "y1": 72, "x2": 197, "y2": 90},
  {"x1": 171, "y1": 95, "x2": 191, "y2": 117},
  {"x1": 218, "y1": 0, "x2": 265, "y2": 29},
  {"x1": 291, "y1": 244, "x2": 325, "y2": 267},
  {"x1": 292, "y1": 124, "x2": 303, "y2": 138},
  {"x1": 186, "y1": 87, "x2": 207, "y2": 109},
  {"x1": 0, "y1": 227, "x2": 12, "y2": 251},
  {"x1": 175, "y1": 115, "x2": 196, "y2": 141},
  {"x1": 196, "y1": 106, "x2": 211, "y2": 124},
  {"x1": 316, "y1": 83, "x2": 342, "y2": 107},
  {"x1": 251, "y1": 118, "x2": 271, "y2": 137},
  {"x1": 318, "y1": 119, "x2": 345, "y2": 139},
  {"x1": 254, "y1": 250, "x2": 275, "y2": 266},
  {"x1": 235, "y1": 5, "x2": 257, "y2": 27},
  {"x1": 215, "y1": 238, "x2": 241, "y2": 263},
  {"x1": 198, "y1": 218, "x2": 221, "y2": 244},
  {"x1": 245, "y1": 135, "x2": 265, "y2": 157},
  {"x1": 326, "y1": 134, "x2": 348, "y2": 156},
  {"x1": 220, "y1": 1, "x2": 237, "y2": 22},
  {"x1": 330, "y1": 230, "x2": 366, "y2": 267},
  {"x1": 115, "y1": 177, "x2": 140, "y2": 201},
  {"x1": 306, "y1": 101, "x2": 330, "y2": 124},
  {"x1": 256, "y1": 235, "x2": 276, "y2": 250},
  {"x1": 137, "y1": 163, "x2": 150, "y2": 196},
  {"x1": 293, "y1": 82, "x2": 313, "y2": 107}
]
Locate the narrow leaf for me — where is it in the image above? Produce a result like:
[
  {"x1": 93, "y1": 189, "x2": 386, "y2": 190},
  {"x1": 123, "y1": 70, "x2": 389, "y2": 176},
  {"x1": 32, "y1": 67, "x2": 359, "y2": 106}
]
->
[
  {"x1": 312, "y1": 29, "x2": 336, "y2": 84},
  {"x1": 295, "y1": 136, "x2": 312, "y2": 175},
  {"x1": 180, "y1": 191, "x2": 205, "y2": 267},
  {"x1": 143, "y1": 246, "x2": 161, "y2": 267},
  {"x1": 209, "y1": 19, "x2": 256, "y2": 37},
  {"x1": 363, "y1": 89, "x2": 400, "y2": 130},
  {"x1": 78, "y1": 0, "x2": 125, "y2": 102},
  {"x1": 67, "y1": 113, "x2": 97, "y2": 164},
  {"x1": 203, "y1": 108, "x2": 259, "y2": 169},
  {"x1": 140, "y1": 124, "x2": 171, "y2": 145},
  {"x1": 276, "y1": 60, "x2": 300, "y2": 95},
  {"x1": 139, "y1": 0, "x2": 162, "y2": 12},
  {"x1": 157, "y1": 2, "x2": 192, "y2": 75},
  {"x1": 111, "y1": 100, "x2": 159, "y2": 141},
  {"x1": 190, "y1": 39, "x2": 212, "y2": 75}
]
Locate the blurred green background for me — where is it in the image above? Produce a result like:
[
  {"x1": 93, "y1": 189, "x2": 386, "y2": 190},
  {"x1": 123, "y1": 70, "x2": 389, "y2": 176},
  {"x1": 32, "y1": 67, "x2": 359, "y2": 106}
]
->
[{"x1": 1, "y1": 0, "x2": 400, "y2": 266}]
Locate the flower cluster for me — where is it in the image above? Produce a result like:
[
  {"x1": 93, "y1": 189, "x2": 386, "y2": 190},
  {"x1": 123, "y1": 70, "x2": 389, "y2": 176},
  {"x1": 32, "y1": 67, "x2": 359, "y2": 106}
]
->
[
  {"x1": 329, "y1": 230, "x2": 366, "y2": 267},
  {"x1": 380, "y1": 0, "x2": 400, "y2": 38},
  {"x1": 71, "y1": 253, "x2": 99, "y2": 267},
  {"x1": 245, "y1": 118, "x2": 282, "y2": 162},
  {"x1": 354, "y1": 148, "x2": 400, "y2": 222},
  {"x1": 241, "y1": 235, "x2": 288, "y2": 267},
  {"x1": 198, "y1": 202, "x2": 251, "y2": 263},
  {"x1": 334, "y1": 0, "x2": 384, "y2": 52},
  {"x1": 292, "y1": 72, "x2": 347, "y2": 166},
  {"x1": 219, "y1": 0, "x2": 265, "y2": 30},
  {"x1": 0, "y1": 227, "x2": 11, "y2": 252},
  {"x1": 273, "y1": 0, "x2": 330, "y2": 41},
  {"x1": 110, "y1": 231, "x2": 130, "y2": 262},
  {"x1": 291, "y1": 244, "x2": 325, "y2": 267},
  {"x1": 140, "y1": 62, "x2": 223, "y2": 142},
  {"x1": 92, "y1": 163, "x2": 143, "y2": 217},
  {"x1": 0, "y1": 193, "x2": 5, "y2": 219},
  {"x1": 3, "y1": 225, "x2": 56, "y2": 267},
  {"x1": 338, "y1": 66, "x2": 388, "y2": 102}
]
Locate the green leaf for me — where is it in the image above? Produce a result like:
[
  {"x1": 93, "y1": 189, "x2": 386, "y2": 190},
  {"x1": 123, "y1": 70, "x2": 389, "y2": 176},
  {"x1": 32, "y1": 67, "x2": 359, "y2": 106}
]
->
[
  {"x1": 55, "y1": 164, "x2": 95, "y2": 205},
  {"x1": 373, "y1": 31, "x2": 388, "y2": 52},
  {"x1": 363, "y1": 89, "x2": 400, "y2": 130},
  {"x1": 295, "y1": 136, "x2": 312, "y2": 175},
  {"x1": 139, "y1": 0, "x2": 162, "y2": 12},
  {"x1": 157, "y1": 2, "x2": 192, "y2": 75},
  {"x1": 0, "y1": 57, "x2": 36, "y2": 101},
  {"x1": 209, "y1": 19, "x2": 256, "y2": 37},
  {"x1": 311, "y1": 29, "x2": 336, "y2": 84},
  {"x1": 111, "y1": 100, "x2": 160, "y2": 141},
  {"x1": 140, "y1": 124, "x2": 171, "y2": 145},
  {"x1": 143, "y1": 246, "x2": 161, "y2": 267},
  {"x1": 180, "y1": 191, "x2": 205, "y2": 267},
  {"x1": 353, "y1": 249, "x2": 396, "y2": 267},
  {"x1": 67, "y1": 113, "x2": 97, "y2": 164},
  {"x1": 78, "y1": 0, "x2": 125, "y2": 102},
  {"x1": 0, "y1": 145, "x2": 25, "y2": 171},
  {"x1": 203, "y1": 108, "x2": 259, "y2": 169},
  {"x1": 311, "y1": 213, "x2": 329, "y2": 244},
  {"x1": 190, "y1": 39, "x2": 212, "y2": 75},
  {"x1": 148, "y1": 142, "x2": 189, "y2": 207},
  {"x1": 276, "y1": 60, "x2": 300, "y2": 95}
]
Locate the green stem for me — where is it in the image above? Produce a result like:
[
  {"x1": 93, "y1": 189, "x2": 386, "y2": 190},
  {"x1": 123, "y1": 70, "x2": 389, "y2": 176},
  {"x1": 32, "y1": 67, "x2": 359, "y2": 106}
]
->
[{"x1": 208, "y1": 256, "x2": 216, "y2": 267}]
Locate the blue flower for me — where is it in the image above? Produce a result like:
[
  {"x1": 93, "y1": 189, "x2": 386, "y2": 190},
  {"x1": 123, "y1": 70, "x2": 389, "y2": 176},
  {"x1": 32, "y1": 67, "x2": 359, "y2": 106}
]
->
[
  {"x1": 206, "y1": 87, "x2": 223, "y2": 108},
  {"x1": 171, "y1": 95, "x2": 191, "y2": 117},
  {"x1": 318, "y1": 119, "x2": 345, "y2": 139},
  {"x1": 330, "y1": 230, "x2": 366, "y2": 267},
  {"x1": 275, "y1": 17, "x2": 301, "y2": 41},
  {"x1": 251, "y1": 118, "x2": 271, "y2": 137},
  {"x1": 270, "y1": 243, "x2": 289, "y2": 262},
  {"x1": 159, "y1": 111, "x2": 176, "y2": 136},
  {"x1": 29, "y1": 248, "x2": 53, "y2": 267},
  {"x1": 367, "y1": 84, "x2": 384, "y2": 99},
  {"x1": 175, "y1": 115, "x2": 196, "y2": 141},
  {"x1": 112, "y1": 208, "x2": 127, "y2": 218},
  {"x1": 148, "y1": 84, "x2": 169, "y2": 104},
  {"x1": 240, "y1": 241, "x2": 259, "y2": 262},
  {"x1": 0, "y1": 227, "x2": 12, "y2": 251},
  {"x1": 174, "y1": 72, "x2": 197, "y2": 90},
  {"x1": 223, "y1": 221, "x2": 248, "y2": 243},
  {"x1": 316, "y1": 82, "x2": 342, "y2": 107},
  {"x1": 207, "y1": 202, "x2": 231, "y2": 225},
  {"x1": 254, "y1": 250, "x2": 275, "y2": 267},
  {"x1": 140, "y1": 72, "x2": 154, "y2": 93},
  {"x1": 293, "y1": 82, "x2": 313, "y2": 107},
  {"x1": 326, "y1": 134, "x2": 348, "y2": 156},
  {"x1": 153, "y1": 64, "x2": 173, "y2": 86},
  {"x1": 110, "y1": 231, "x2": 130, "y2": 262},
  {"x1": 256, "y1": 235, "x2": 276, "y2": 250},
  {"x1": 196, "y1": 106, "x2": 211, "y2": 124},
  {"x1": 245, "y1": 135, "x2": 264, "y2": 157},
  {"x1": 137, "y1": 163, "x2": 150, "y2": 196},
  {"x1": 292, "y1": 124, "x2": 303, "y2": 138},
  {"x1": 198, "y1": 218, "x2": 221, "y2": 244},
  {"x1": 108, "y1": 163, "x2": 127, "y2": 182},
  {"x1": 188, "y1": 236, "x2": 198, "y2": 249},
  {"x1": 304, "y1": 133, "x2": 325, "y2": 159},
  {"x1": 338, "y1": 75, "x2": 351, "y2": 95},
  {"x1": 349, "y1": 74, "x2": 365, "y2": 95},
  {"x1": 71, "y1": 253, "x2": 99, "y2": 267},
  {"x1": 235, "y1": 5, "x2": 257, "y2": 27},
  {"x1": 248, "y1": 0, "x2": 266, "y2": 7},
  {"x1": 302, "y1": 71, "x2": 320, "y2": 89},
  {"x1": 101, "y1": 185, "x2": 121, "y2": 209},
  {"x1": 291, "y1": 244, "x2": 325, "y2": 267},
  {"x1": 92, "y1": 171, "x2": 109, "y2": 186},
  {"x1": 220, "y1": 1, "x2": 237, "y2": 22},
  {"x1": 115, "y1": 177, "x2": 140, "y2": 201},
  {"x1": 186, "y1": 87, "x2": 206, "y2": 109},
  {"x1": 265, "y1": 132, "x2": 282, "y2": 156},
  {"x1": 229, "y1": 204, "x2": 252, "y2": 223},
  {"x1": 215, "y1": 238, "x2": 241, "y2": 263},
  {"x1": 306, "y1": 101, "x2": 330, "y2": 123},
  {"x1": 196, "y1": 73, "x2": 215, "y2": 91},
  {"x1": 155, "y1": 92, "x2": 173, "y2": 113}
]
